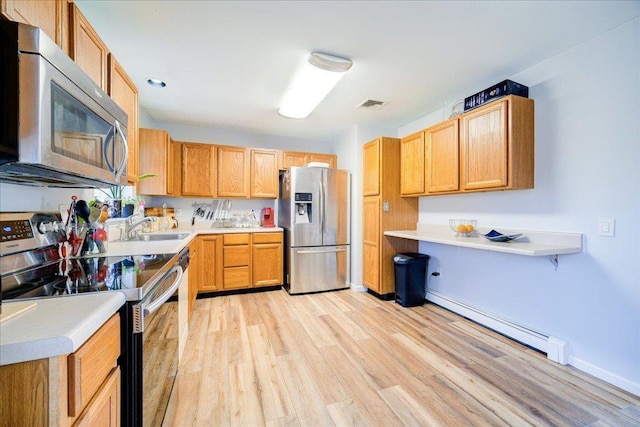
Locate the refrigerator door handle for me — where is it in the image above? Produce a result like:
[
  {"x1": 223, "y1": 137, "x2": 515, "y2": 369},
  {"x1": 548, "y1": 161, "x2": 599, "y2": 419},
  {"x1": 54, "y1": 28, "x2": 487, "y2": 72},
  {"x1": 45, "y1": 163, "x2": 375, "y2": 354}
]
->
[
  {"x1": 319, "y1": 173, "x2": 325, "y2": 236},
  {"x1": 297, "y1": 247, "x2": 348, "y2": 254}
]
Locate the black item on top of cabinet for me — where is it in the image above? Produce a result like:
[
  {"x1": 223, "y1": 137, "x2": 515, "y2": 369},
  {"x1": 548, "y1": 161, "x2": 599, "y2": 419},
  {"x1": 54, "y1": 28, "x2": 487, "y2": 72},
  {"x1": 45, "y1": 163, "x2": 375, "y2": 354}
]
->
[
  {"x1": 393, "y1": 253, "x2": 429, "y2": 307},
  {"x1": 464, "y1": 79, "x2": 529, "y2": 111}
]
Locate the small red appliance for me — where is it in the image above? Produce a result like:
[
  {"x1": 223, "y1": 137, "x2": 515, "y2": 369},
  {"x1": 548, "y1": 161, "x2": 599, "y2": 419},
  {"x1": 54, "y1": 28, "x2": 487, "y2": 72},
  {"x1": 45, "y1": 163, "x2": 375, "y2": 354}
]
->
[{"x1": 261, "y1": 207, "x2": 275, "y2": 227}]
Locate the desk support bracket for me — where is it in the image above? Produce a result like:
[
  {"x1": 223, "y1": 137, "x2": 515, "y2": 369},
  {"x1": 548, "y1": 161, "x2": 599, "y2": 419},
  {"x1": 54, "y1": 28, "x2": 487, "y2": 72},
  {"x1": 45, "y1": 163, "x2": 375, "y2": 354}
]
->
[{"x1": 548, "y1": 254, "x2": 559, "y2": 270}]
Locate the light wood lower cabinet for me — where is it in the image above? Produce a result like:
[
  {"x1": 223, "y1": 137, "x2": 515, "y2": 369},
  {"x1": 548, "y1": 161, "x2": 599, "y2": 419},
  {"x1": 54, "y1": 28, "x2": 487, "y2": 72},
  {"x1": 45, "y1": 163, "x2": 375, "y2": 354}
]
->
[
  {"x1": 362, "y1": 137, "x2": 418, "y2": 297},
  {"x1": 223, "y1": 233, "x2": 251, "y2": 290},
  {"x1": 193, "y1": 232, "x2": 283, "y2": 295},
  {"x1": 197, "y1": 235, "x2": 223, "y2": 293},
  {"x1": 0, "y1": 313, "x2": 121, "y2": 426},
  {"x1": 187, "y1": 239, "x2": 198, "y2": 321},
  {"x1": 252, "y1": 232, "x2": 283, "y2": 287}
]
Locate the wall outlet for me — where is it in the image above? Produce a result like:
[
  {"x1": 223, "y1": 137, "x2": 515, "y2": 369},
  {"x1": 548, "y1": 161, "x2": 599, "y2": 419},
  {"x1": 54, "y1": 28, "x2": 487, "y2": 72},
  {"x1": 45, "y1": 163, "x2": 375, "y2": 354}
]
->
[
  {"x1": 598, "y1": 218, "x2": 615, "y2": 237},
  {"x1": 175, "y1": 208, "x2": 183, "y2": 216}
]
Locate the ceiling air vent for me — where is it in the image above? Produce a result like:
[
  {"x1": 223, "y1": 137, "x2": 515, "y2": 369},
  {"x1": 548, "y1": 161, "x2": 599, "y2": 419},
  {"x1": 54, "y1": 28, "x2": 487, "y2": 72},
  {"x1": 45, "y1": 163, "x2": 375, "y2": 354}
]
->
[{"x1": 357, "y1": 99, "x2": 386, "y2": 111}]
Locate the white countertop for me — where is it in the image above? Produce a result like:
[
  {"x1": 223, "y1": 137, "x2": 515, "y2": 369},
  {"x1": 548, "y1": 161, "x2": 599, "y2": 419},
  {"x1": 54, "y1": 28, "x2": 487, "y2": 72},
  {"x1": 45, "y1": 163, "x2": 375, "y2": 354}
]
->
[
  {"x1": 0, "y1": 227, "x2": 284, "y2": 365},
  {"x1": 107, "y1": 226, "x2": 283, "y2": 256},
  {"x1": 0, "y1": 293, "x2": 125, "y2": 365},
  {"x1": 384, "y1": 224, "x2": 583, "y2": 257}
]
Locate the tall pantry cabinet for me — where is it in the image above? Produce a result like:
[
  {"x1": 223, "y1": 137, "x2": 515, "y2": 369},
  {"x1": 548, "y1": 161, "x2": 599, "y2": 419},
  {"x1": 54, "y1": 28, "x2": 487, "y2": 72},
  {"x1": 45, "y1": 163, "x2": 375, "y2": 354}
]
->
[{"x1": 362, "y1": 137, "x2": 418, "y2": 297}]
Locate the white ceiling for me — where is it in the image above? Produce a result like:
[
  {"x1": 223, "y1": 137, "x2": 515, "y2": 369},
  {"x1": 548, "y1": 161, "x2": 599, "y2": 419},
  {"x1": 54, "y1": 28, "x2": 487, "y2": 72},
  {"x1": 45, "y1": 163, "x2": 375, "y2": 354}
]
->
[{"x1": 75, "y1": 1, "x2": 639, "y2": 142}]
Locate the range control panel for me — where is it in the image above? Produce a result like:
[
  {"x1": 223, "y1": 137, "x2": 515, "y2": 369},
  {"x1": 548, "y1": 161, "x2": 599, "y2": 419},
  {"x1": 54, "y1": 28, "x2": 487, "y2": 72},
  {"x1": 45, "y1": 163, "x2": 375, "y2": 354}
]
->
[
  {"x1": 0, "y1": 212, "x2": 66, "y2": 256},
  {"x1": 1, "y1": 219, "x2": 34, "y2": 242}
]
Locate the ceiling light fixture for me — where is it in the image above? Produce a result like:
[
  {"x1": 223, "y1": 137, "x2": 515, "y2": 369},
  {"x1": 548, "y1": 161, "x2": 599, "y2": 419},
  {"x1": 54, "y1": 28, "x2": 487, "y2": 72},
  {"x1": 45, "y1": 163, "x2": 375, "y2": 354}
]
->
[
  {"x1": 278, "y1": 52, "x2": 353, "y2": 119},
  {"x1": 147, "y1": 78, "x2": 167, "y2": 88}
]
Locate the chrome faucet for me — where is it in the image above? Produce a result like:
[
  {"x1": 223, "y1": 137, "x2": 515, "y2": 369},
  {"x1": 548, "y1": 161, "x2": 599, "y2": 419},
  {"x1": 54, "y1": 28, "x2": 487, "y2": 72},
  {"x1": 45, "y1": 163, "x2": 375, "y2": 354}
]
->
[{"x1": 126, "y1": 216, "x2": 157, "y2": 239}]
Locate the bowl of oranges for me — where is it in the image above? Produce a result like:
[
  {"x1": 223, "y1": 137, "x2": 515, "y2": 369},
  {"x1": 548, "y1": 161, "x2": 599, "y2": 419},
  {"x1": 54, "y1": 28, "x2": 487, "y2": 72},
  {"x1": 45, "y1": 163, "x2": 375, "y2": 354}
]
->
[{"x1": 449, "y1": 219, "x2": 477, "y2": 237}]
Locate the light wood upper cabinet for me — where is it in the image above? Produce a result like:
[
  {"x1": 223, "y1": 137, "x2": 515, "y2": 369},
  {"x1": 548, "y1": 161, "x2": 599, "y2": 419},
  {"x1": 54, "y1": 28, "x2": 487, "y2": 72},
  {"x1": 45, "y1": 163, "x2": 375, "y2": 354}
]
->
[
  {"x1": 198, "y1": 235, "x2": 223, "y2": 293},
  {"x1": 250, "y1": 149, "x2": 278, "y2": 198},
  {"x1": 107, "y1": 54, "x2": 139, "y2": 184},
  {"x1": 308, "y1": 152, "x2": 337, "y2": 168},
  {"x1": 280, "y1": 151, "x2": 337, "y2": 169},
  {"x1": 217, "y1": 146, "x2": 249, "y2": 198},
  {"x1": 280, "y1": 151, "x2": 307, "y2": 169},
  {"x1": 460, "y1": 95, "x2": 534, "y2": 191},
  {"x1": 363, "y1": 139, "x2": 381, "y2": 196},
  {"x1": 138, "y1": 128, "x2": 175, "y2": 196},
  {"x1": 69, "y1": 3, "x2": 108, "y2": 90},
  {"x1": 1, "y1": 0, "x2": 68, "y2": 53},
  {"x1": 400, "y1": 95, "x2": 534, "y2": 197},
  {"x1": 425, "y1": 118, "x2": 459, "y2": 193},
  {"x1": 400, "y1": 131, "x2": 425, "y2": 195},
  {"x1": 181, "y1": 142, "x2": 217, "y2": 197}
]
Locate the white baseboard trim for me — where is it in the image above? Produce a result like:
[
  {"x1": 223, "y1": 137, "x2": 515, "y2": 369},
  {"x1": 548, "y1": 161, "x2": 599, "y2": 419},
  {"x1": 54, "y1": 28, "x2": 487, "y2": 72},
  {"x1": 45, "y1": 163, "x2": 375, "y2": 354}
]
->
[
  {"x1": 426, "y1": 290, "x2": 640, "y2": 396},
  {"x1": 350, "y1": 283, "x2": 367, "y2": 292},
  {"x1": 426, "y1": 290, "x2": 549, "y2": 353},
  {"x1": 568, "y1": 355, "x2": 640, "y2": 396}
]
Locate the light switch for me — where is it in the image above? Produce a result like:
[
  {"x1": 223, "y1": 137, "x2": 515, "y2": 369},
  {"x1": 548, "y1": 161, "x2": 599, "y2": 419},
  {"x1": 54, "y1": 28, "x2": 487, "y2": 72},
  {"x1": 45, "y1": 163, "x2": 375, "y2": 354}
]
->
[
  {"x1": 383, "y1": 201, "x2": 390, "y2": 212},
  {"x1": 598, "y1": 218, "x2": 615, "y2": 237}
]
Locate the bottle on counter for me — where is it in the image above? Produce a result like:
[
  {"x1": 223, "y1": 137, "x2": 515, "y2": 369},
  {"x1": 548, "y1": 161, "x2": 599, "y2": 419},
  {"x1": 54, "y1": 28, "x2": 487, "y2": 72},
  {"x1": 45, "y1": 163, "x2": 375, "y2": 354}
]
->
[{"x1": 159, "y1": 203, "x2": 171, "y2": 231}]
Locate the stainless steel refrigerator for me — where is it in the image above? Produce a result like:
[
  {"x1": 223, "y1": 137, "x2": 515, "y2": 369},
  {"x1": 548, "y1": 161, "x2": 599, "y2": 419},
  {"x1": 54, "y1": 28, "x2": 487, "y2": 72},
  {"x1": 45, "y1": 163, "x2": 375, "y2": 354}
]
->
[{"x1": 278, "y1": 167, "x2": 350, "y2": 294}]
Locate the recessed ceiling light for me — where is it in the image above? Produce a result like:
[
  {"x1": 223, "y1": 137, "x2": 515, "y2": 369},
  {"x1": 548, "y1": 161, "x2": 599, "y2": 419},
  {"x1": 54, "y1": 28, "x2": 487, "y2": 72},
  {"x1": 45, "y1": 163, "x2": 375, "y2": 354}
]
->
[{"x1": 147, "y1": 78, "x2": 166, "y2": 88}]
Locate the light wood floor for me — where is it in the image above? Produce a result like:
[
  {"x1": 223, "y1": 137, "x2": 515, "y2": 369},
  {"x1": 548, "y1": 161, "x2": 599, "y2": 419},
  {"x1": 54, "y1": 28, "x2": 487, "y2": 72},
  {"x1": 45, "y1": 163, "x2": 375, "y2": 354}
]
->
[{"x1": 165, "y1": 289, "x2": 640, "y2": 426}]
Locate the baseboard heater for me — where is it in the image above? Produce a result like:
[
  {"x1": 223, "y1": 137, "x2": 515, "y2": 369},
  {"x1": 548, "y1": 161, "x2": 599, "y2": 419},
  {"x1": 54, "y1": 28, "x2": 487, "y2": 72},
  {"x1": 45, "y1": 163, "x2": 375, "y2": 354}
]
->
[{"x1": 426, "y1": 290, "x2": 569, "y2": 364}]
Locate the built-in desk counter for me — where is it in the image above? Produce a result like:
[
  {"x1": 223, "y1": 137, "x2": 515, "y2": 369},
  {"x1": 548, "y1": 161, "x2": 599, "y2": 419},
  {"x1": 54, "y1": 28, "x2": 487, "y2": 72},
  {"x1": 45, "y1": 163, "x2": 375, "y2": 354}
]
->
[{"x1": 384, "y1": 224, "x2": 583, "y2": 268}]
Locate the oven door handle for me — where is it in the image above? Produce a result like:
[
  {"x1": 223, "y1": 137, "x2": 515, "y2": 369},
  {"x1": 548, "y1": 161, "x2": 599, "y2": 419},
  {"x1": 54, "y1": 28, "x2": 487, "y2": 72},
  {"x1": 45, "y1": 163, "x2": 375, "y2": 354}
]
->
[
  {"x1": 144, "y1": 265, "x2": 182, "y2": 316},
  {"x1": 132, "y1": 265, "x2": 183, "y2": 333}
]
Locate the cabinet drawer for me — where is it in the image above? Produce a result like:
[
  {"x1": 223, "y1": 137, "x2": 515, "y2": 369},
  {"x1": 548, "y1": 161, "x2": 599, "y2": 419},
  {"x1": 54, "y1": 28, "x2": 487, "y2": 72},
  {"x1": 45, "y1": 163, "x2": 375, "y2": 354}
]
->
[
  {"x1": 68, "y1": 314, "x2": 120, "y2": 417},
  {"x1": 224, "y1": 233, "x2": 250, "y2": 245},
  {"x1": 223, "y1": 266, "x2": 251, "y2": 289},
  {"x1": 252, "y1": 232, "x2": 283, "y2": 244},
  {"x1": 224, "y1": 245, "x2": 250, "y2": 267}
]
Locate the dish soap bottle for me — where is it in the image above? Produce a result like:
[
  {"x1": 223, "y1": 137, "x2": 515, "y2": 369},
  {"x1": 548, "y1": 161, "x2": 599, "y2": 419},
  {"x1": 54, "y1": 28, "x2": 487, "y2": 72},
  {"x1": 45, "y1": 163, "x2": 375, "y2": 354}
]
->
[{"x1": 160, "y1": 203, "x2": 171, "y2": 231}]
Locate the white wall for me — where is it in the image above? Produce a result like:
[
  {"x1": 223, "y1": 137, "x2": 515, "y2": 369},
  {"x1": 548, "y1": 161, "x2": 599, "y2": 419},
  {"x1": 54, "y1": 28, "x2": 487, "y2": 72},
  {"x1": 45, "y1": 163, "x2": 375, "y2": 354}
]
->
[
  {"x1": 398, "y1": 19, "x2": 640, "y2": 394},
  {"x1": 0, "y1": 184, "x2": 94, "y2": 215}
]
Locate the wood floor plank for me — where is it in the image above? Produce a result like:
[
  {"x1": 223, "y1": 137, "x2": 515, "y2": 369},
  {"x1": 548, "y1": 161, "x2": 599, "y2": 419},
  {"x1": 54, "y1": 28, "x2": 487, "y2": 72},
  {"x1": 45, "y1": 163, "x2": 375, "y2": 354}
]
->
[
  {"x1": 276, "y1": 354, "x2": 335, "y2": 425},
  {"x1": 379, "y1": 385, "x2": 444, "y2": 426},
  {"x1": 229, "y1": 361, "x2": 266, "y2": 426},
  {"x1": 265, "y1": 414, "x2": 301, "y2": 427},
  {"x1": 277, "y1": 317, "x2": 350, "y2": 405},
  {"x1": 390, "y1": 331, "x2": 540, "y2": 426},
  {"x1": 226, "y1": 304, "x2": 253, "y2": 364},
  {"x1": 450, "y1": 320, "x2": 640, "y2": 409},
  {"x1": 195, "y1": 331, "x2": 230, "y2": 426},
  {"x1": 326, "y1": 398, "x2": 371, "y2": 426},
  {"x1": 247, "y1": 324, "x2": 295, "y2": 421},
  {"x1": 167, "y1": 289, "x2": 639, "y2": 427},
  {"x1": 321, "y1": 344, "x2": 404, "y2": 426}
]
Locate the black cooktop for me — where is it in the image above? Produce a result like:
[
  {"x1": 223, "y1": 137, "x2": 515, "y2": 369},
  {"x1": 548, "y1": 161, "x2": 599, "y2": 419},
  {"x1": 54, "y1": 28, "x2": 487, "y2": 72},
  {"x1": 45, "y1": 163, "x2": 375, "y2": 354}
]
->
[{"x1": 1, "y1": 253, "x2": 176, "y2": 301}]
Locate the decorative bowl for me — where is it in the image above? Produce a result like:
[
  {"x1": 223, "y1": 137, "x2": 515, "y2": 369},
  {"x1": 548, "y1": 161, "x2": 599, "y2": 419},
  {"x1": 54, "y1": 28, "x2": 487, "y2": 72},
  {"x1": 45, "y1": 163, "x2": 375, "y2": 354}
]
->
[
  {"x1": 448, "y1": 219, "x2": 477, "y2": 237},
  {"x1": 482, "y1": 229, "x2": 523, "y2": 242}
]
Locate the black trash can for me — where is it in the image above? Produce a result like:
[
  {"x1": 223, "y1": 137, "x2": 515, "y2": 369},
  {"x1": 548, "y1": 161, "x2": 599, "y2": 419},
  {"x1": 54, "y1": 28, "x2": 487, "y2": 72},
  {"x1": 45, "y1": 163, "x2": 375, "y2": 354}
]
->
[{"x1": 393, "y1": 253, "x2": 429, "y2": 307}]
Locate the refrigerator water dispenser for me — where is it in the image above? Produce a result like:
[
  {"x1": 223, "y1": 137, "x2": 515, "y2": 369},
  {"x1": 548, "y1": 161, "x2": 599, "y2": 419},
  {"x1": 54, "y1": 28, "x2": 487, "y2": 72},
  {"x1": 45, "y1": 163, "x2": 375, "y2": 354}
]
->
[{"x1": 294, "y1": 193, "x2": 312, "y2": 224}]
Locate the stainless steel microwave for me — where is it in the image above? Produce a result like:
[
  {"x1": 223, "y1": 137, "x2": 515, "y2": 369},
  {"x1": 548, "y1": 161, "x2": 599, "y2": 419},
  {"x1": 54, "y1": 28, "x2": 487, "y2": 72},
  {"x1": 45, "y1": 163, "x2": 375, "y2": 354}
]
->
[{"x1": 0, "y1": 20, "x2": 128, "y2": 188}]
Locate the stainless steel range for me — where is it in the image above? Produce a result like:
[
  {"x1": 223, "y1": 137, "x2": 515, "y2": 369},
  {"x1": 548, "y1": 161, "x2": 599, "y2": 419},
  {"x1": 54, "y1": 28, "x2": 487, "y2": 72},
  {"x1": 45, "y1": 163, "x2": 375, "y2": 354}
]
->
[{"x1": 0, "y1": 212, "x2": 188, "y2": 426}]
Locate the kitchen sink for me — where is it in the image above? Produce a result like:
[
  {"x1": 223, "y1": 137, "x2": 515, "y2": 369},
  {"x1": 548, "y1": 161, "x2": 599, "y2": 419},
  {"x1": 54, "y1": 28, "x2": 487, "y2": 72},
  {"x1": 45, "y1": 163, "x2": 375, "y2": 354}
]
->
[{"x1": 130, "y1": 233, "x2": 190, "y2": 242}]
